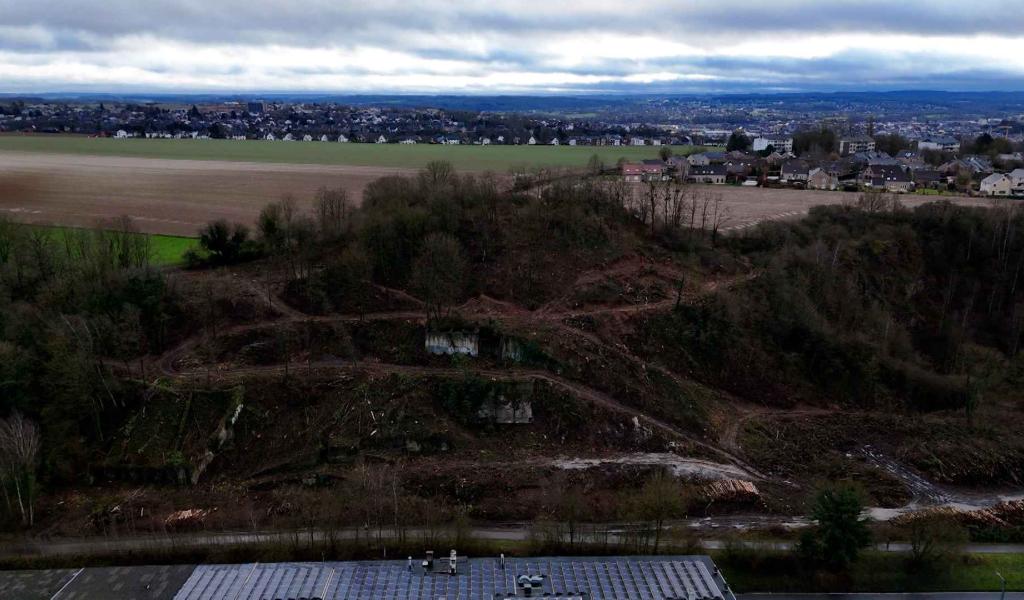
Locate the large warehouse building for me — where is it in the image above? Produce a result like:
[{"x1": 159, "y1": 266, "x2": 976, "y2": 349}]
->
[{"x1": 0, "y1": 555, "x2": 736, "y2": 600}]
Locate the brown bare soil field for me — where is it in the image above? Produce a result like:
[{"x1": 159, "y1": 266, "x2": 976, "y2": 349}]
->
[
  {"x1": 0, "y1": 149, "x2": 993, "y2": 237},
  {"x1": 708, "y1": 186, "x2": 992, "y2": 232},
  {"x1": 0, "y1": 151, "x2": 417, "y2": 236}
]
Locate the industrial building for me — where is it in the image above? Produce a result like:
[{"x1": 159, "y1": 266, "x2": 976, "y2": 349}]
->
[{"x1": 0, "y1": 555, "x2": 735, "y2": 600}]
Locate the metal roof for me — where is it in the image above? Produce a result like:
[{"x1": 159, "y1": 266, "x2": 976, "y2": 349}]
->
[
  {"x1": 173, "y1": 556, "x2": 734, "y2": 600},
  {"x1": 56, "y1": 565, "x2": 197, "y2": 600},
  {"x1": 0, "y1": 567, "x2": 79, "y2": 600}
]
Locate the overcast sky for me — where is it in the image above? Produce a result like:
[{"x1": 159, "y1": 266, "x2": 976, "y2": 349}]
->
[{"x1": 1, "y1": 0, "x2": 1023, "y2": 94}]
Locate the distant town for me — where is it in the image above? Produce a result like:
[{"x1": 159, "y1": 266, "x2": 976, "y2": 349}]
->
[{"x1": 2, "y1": 93, "x2": 1023, "y2": 196}]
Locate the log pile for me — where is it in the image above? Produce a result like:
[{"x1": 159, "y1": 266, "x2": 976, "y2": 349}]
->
[{"x1": 701, "y1": 479, "x2": 760, "y2": 503}]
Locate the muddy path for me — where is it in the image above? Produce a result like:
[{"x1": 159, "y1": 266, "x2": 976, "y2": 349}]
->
[
  {"x1": 137, "y1": 266, "x2": 769, "y2": 478},
  {"x1": 138, "y1": 265, "x2": 1024, "y2": 515}
]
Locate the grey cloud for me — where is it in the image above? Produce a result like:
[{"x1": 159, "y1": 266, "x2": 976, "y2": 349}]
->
[
  {"x1": 0, "y1": 1, "x2": 1022, "y2": 92},
  {"x1": 1, "y1": 0, "x2": 1023, "y2": 51}
]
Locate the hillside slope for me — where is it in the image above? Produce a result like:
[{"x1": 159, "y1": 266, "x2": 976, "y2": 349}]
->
[{"x1": 2, "y1": 168, "x2": 1023, "y2": 540}]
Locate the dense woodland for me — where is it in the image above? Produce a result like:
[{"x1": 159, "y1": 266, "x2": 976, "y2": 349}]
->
[
  {"x1": 1, "y1": 163, "x2": 1023, "y2": 534},
  {"x1": 644, "y1": 199, "x2": 1024, "y2": 410}
]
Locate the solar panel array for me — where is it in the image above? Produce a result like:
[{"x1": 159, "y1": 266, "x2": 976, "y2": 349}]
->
[{"x1": 173, "y1": 556, "x2": 732, "y2": 600}]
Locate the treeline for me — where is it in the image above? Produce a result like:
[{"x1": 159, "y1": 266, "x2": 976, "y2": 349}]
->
[
  {"x1": 788, "y1": 126, "x2": 1021, "y2": 165},
  {"x1": 0, "y1": 218, "x2": 185, "y2": 527},
  {"x1": 195, "y1": 161, "x2": 641, "y2": 313},
  {"x1": 643, "y1": 197, "x2": 1024, "y2": 414}
]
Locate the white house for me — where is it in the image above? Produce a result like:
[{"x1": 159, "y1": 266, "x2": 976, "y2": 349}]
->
[
  {"x1": 688, "y1": 153, "x2": 711, "y2": 167},
  {"x1": 337, "y1": 134, "x2": 349, "y2": 143},
  {"x1": 550, "y1": 138, "x2": 560, "y2": 146},
  {"x1": 1009, "y1": 169, "x2": 1024, "y2": 193},
  {"x1": 496, "y1": 136, "x2": 505, "y2": 144},
  {"x1": 480, "y1": 137, "x2": 491, "y2": 145},
  {"x1": 320, "y1": 135, "x2": 329, "y2": 142},
  {"x1": 399, "y1": 138, "x2": 417, "y2": 144},
  {"x1": 807, "y1": 167, "x2": 839, "y2": 190},
  {"x1": 265, "y1": 133, "x2": 276, "y2": 141},
  {"x1": 981, "y1": 173, "x2": 1014, "y2": 196},
  {"x1": 376, "y1": 135, "x2": 387, "y2": 144},
  {"x1": 283, "y1": 133, "x2": 295, "y2": 141},
  {"x1": 527, "y1": 136, "x2": 537, "y2": 145},
  {"x1": 752, "y1": 136, "x2": 794, "y2": 154},
  {"x1": 114, "y1": 130, "x2": 129, "y2": 139},
  {"x1": 631, "y1": 137, "x2": 646, "y2": 146},
  {"x1": 302, "y1": 134, "x2": 313, "y2": 142}
]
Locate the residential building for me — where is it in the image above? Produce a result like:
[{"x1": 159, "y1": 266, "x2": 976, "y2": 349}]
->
[
  {"x1": 780, "y1": 160, "x2": 811, "y2": 183},
  {"x1": 752, "y1": 136, "x2": 794, "y2": 154},
  {"x1": 917, "y1": 135, "x2": 960, "y2": 153},
  {"x1": 839, "y1": 134, "x2": 876, "y2": 156},
  {"x1": 622, "y1": 160, "x2": 669, "y2": 182},
  {"x1": 863, "y1": 165, "x2": 914, "y2": 193},
  {"x1": 1010, "y1": 168, "x2": 1024, "y2": 193},
  {"x1": 687, "y1": 153, "x2": 711, "y2": 167},
  {"x1": 807, "y1": 167, "x2": 839, "y2": 190},
  {"x1": 980, "y1": 173, "x2": 1014, "y2": 196},
  {"x1": 665, "y1": 156, "x2": 690, "y2": 180},
  {"x1": 689, "y1": 164, "x2": 728, "y2": 184},
  {"x1": 912, "y1": 169, "x2": 945, "y2": 190}
]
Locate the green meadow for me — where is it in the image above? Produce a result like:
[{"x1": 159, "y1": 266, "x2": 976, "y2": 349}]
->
[
  {"x1": 0, "y1": 134, "x2": 700, "y2": 171},
  {"x1": 21, "y1": 224, "x2": 197, "y2": 266}
]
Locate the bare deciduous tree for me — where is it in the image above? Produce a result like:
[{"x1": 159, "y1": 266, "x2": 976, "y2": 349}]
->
[
  {"x1": 0, "y1": 411, "x2": 41, "y2": 527},
  {"x1": 411, "y1": 233, "x2": 467, "y2": 323},
  {"x1": 314, "y1": 187, "x2": 353, "y2": 240}
]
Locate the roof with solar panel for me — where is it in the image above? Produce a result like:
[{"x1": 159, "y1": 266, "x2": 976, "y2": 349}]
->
[
  {"x1": 1, "y1": 554, "x2": 734, "y2": 600},
  {"x1": 173, "y1": 555, "x2": 734, "y2": 600}
]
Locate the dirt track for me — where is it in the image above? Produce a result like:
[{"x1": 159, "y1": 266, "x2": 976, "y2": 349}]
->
[
  {"x1": 0, "y1": 150, "x2": 995, "y2": 237},
  {"x1": 0, "y1": 151, "x2": 416, "y2": 236}
]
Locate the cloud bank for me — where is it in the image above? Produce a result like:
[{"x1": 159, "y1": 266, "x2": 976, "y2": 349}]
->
[{"x1": 0, "y1": 1, "x2": 1022, "y2": 93}]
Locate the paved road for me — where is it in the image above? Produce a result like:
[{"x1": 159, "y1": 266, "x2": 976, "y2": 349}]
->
[{"x1": 6, "y1": 524, "x2": 1024, "y2": 559}]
